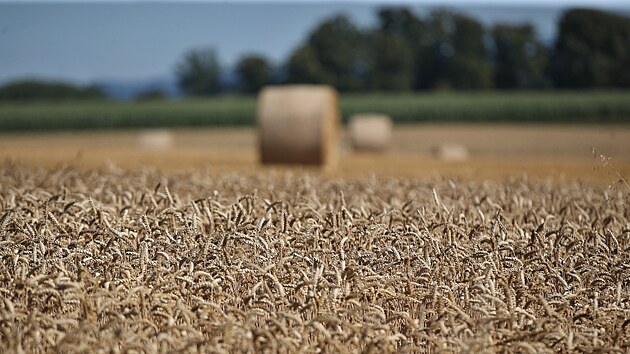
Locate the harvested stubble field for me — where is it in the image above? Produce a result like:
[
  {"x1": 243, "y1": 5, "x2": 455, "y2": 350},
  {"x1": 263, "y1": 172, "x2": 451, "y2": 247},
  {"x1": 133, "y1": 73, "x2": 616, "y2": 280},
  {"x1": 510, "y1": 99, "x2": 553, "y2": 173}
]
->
[
  {"x1": 1, "y1": 124, "x2": 629, "y2": 183},
  {"x1": 0, "y1": 165, "x2": 629, "y2": 353}
]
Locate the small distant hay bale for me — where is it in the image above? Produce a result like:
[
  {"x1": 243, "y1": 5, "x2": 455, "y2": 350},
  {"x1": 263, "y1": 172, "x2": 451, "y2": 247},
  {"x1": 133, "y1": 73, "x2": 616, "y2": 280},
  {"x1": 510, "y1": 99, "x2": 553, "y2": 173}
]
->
[
  {"x1": 348, "y1": 114, "x2": 393, "y2": 152},
  {"x1": 258, "y1": 85, "x2": 339, "y2": 165},
  {"x1": 137, "y1": 129, "x2": 175, "y2": 150},
  {"x1": 433, "y1": 144, "x2": 469, "y2": 161}
]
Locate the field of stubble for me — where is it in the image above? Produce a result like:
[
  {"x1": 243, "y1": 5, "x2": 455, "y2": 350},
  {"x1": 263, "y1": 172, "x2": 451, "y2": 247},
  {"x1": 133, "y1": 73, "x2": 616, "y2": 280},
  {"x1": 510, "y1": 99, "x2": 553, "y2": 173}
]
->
[
  {"x1": 1, "y1": 124, "x2": 629, "y2": 183},
  {"x1": 0, "y1": 164, "x2": 628, "y2": 353}
]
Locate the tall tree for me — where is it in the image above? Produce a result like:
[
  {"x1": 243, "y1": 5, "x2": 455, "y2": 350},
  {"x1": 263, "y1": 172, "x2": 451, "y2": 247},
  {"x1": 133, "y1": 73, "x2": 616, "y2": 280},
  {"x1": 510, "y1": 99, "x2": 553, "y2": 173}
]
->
[
  {"x1": 236, "y1": 54, "x2": 273, "y2": 94},
  {"x1": 286, "y1": 44, "x2": 331, "y2": 85},
  {"x1": 421, "y1": 10, "x2": 494, "y2": 90},
  {"x1": 367, "y1": 31, "x2": 414, "y2": 91},
  {"x1": 309, "y1": 15, "x2": 367, "y2": 91},
  {"x1": 492, "y1": 24, "x2": 549, "y2": 89},
  {"x1": 377, "y1": 7, "x2": 426, "y2": 43},
  {"x1": 552, "y1": 9, "x2": 630, "y2": 88},
  {"x1": 175, "y1": 48, "x2": 221, "y2": 96},
  {"x1": 287, "y1": 15, "x2": 367, "y2": 91},
  {"x1": 374, "y1": 7, "x2": 427, "y2": 90}
]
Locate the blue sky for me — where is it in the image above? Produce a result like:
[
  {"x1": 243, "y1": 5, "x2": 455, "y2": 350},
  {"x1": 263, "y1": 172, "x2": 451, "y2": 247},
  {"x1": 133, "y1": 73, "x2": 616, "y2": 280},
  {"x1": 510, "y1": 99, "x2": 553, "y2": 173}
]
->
[{"x1": 1, "y1": 1, "x2": 629, "y2": 85}]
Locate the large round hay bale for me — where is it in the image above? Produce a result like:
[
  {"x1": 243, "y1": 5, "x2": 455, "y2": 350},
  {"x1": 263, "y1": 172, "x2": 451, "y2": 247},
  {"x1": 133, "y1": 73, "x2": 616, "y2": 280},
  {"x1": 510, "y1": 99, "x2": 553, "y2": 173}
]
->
[
  {"x1": 258, "y1": 85, "x2": 339, "y2": 165},
  {"x1": 348, "y1": 114, "x2": 393, "y2": 152},
  {"x1": 137, "y1": 129, "x2": 175, "y2": 150},
  {"x1": 432, "y1": 144, "x2": 469, "y2": 161}
]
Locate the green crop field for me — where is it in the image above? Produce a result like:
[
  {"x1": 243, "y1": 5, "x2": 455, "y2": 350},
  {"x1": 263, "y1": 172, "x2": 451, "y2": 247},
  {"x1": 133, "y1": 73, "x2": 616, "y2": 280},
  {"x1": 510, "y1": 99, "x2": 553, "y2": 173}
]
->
[
  {"x1": 1, "y1": 91, "x2": 629, "y2": 132},
  {"x1": 342, "y1": 91, "x2": 630, "y2": 124}
]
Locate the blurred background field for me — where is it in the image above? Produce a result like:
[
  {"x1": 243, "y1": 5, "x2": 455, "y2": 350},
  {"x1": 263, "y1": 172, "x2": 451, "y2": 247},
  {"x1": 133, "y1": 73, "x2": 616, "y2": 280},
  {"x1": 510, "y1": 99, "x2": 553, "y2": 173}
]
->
[
  {"x1": 1, "y1": 91, "x2": 630, "y2": 131},
  {"x1": 0, "y1": 1, "x2": 629, "y2": 183},
  {"x1": 2, "y1": 124, "x2": 628, "y2": 185}
]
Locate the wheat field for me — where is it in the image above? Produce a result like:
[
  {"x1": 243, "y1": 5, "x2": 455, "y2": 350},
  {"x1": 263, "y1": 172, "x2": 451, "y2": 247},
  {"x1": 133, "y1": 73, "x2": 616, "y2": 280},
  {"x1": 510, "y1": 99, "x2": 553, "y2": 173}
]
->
[
  {"x1": 1, "y1": 124, "x2": 629, "y2": 184},
  {"x1": 0, "y1": 164, "x2": 628, "y2": 353}
]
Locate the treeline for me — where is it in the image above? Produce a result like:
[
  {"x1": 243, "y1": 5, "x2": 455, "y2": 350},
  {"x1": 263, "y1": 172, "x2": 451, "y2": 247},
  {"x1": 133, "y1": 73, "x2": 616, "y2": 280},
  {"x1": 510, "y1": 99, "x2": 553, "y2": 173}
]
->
[
  {"x1": 2, "y1": 7, "x2": 629, "y2": 102},
  {"x1": 178, "y1": 7, "x2": 630, "y2": 96},
  {"x1": 0, "y1": 80, "x2": 105, "y2": 102}
]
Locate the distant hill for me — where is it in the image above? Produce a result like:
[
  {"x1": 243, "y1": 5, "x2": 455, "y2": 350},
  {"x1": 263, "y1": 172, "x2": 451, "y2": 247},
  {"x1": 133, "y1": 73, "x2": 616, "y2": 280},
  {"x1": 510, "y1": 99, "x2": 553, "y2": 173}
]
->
[
  {"x1": 96, "y1": 69, "x2": 243, "y2": 100},
  {"x1": 96, "y1": 77, "x2": 181, "y2": 101}
]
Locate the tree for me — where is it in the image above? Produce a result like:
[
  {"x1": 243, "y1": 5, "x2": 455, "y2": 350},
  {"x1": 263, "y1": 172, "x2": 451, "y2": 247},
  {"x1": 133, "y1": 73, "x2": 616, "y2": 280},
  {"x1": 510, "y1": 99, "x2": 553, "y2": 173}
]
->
[
  {"x1": 175, "y1": 48, "x2": 221, "y2": 96},
  {"x1": 421, "y1": 11, "x2": 494, "y2": 90},
  {"x1": 377, "y1": 7, "x2": 426, "y2": 44},
  {"x1": 235, "y1": 54, "x2": 273, "y2": 94},
  {"x1": 308, "y1": 15, "x2": 367, "y2": 91},
  {"x1": 374, "y1": 7, "x2": 427, "y2": 90},
  {"x1": 552, "y1": 9, "x2": 630, "y2": 88},
  {"x1": 0, "y1": 80, "x2": 105, "y2": 102},
  {"x1": 286, "y1": 44, "x2": 330, "y2": 85},
  {"x1": 286, "y1": 15, "x2": 368, "y2": 91},
  {"x1": 367, "y1": 32, "x2": 414, "y2": 91},
  {"x1": 492, "y1": 24, "x2": 549, "y2": 89},
  {"x1": 447, "y1": 57, "x2": 494, "y2": 90}
]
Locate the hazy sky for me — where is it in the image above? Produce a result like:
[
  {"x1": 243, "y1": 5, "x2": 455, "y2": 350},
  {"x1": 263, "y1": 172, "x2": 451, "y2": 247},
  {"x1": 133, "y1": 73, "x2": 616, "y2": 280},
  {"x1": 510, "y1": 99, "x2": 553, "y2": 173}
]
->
[{"x1": 1, "y1": 1, "x2": 629, "y2": 85}]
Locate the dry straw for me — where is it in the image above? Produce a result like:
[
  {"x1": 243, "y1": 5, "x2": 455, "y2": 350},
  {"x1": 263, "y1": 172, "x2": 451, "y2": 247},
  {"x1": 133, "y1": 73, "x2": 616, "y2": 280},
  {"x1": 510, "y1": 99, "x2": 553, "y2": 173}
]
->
[
  {"x1": 348, "y1": 114, "x2": 393, "y2": 152},
  {"x1": 432, "y1": 143, "x2": 469, "y2": 161},
  {"x1": 137, "y1": 129, "x2": 175, "y2": 150},
  {"x1": 258, "y1": 85, "x2": 339, "y2": 165}
]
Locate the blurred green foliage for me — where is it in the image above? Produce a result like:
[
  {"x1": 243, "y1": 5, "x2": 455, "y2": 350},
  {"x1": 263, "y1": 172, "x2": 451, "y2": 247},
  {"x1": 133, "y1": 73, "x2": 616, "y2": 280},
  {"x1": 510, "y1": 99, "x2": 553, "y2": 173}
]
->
[
  {"x1": 340, "y1": 91, "x2": 630, "y2": 124},
  {"x1": 247, "y1": 7, "x2": 630, "y2": 93},
  {"x1": 0, "y1": 80, "x2": 105, "y2": 102},
  {"x1": 175, "y1": 48, "x2": 222, "y2": 96},
  {"x1": 422, "y1": 11, "x2": 495, "y2": 90},
  {"x1": 553, "y1": 9, "x2": 630, "y2": 88},
  {"x1": 492, "y1": 24, "x2": 550, "y2": 89},
  {"x1": 0, "y1": 96, "x2": 255, "y2": 131},
  {"x1": 235, "y1": 55, "x2": 273, "y2": 94},
  {"x1": 1, "y1": 91, "x2": 628, "y2": 132},
  {"x1": 287, "y1": 15, "x2": 368, "y2": 91}
]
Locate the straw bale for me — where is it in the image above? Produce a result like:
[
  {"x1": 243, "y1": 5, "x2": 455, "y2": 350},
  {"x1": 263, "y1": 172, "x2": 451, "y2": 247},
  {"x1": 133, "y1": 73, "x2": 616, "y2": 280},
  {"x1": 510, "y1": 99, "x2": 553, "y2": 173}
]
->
[
  {"x1": 348, "y1": 114, "x2": 393, "y2": 152},
  {"x1": 258, "y1": 85, "x2": 339, "y2": 165},
  {"x1": 433, "y1": 144, "x2": 469, "y2": 161},
  {"x1": 137, "y1": 129, "x2": 174, "y2": 150}
]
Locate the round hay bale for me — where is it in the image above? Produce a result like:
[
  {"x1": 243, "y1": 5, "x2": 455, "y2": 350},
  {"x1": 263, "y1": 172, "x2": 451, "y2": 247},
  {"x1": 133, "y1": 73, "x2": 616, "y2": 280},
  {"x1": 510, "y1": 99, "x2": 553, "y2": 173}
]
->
[
  {"x1": 137, "y1": 129, "x2": 175, "y2": 150},
  {"x1": 433, "y1": 144, "x2": 469, "y2": 161},
  {"x1": 258, "y1": 85, "x2": 339, "y2": 165},
  {"x1": 348, "y1": 114, "x2": 393, "y2": 152}
]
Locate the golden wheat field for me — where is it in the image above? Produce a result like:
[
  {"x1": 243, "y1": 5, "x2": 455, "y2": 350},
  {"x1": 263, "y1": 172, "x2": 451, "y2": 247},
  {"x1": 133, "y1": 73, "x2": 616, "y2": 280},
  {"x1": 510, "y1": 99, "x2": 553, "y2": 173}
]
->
[
  {"x1": 0, "y1": 166, "x2": 629, "y2": 353},
  {"x1": 0, "y1": 124, "x2": 629, "y2": 353},
  {"x1": 1, "y1": 124, "x2": 629, "y2": 183}
]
